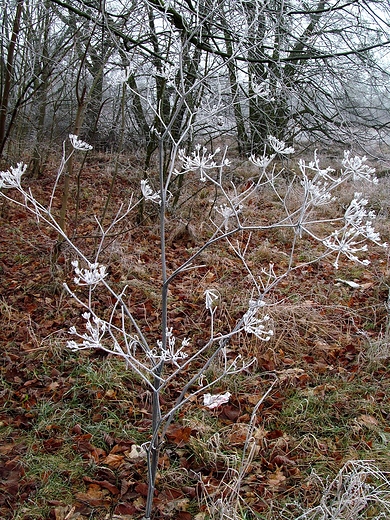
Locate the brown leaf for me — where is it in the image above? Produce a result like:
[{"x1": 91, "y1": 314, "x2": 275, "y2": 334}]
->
[
  {"x1": 103, "y1": 453, "x2": 124, "y2": 468},
  {"x1": 113, "y1": 502, "x2": 138, "y2": 515},
  {"x1": 357, "y1": 414, "x2": 378, "y2": 428},
  {"x1": 272, "y1": 454, "x2": 296, "y2": 467},
  {"x1": 267, "y1": 468, "x2": 286, "y2": 489},
  {"x1": 135, "y1": 482, "x2": 149, "y2": 497},
  {"x1": 0, "y1": 443, "x2": 15, "y2": 455},
  {"x1": 75, "y1": 483, "x2": 112, "y2": 507},
  {"x1": 266, "y1": 430, "x2": 284, "y2": 440},
  {"x1": 43, "y1": 437, "x2": 64, "y2": 453},
  {"x1": 84, "y1": 477, "x2": 120, "y2": 495},
  {"x1": 54, "y1": 505, "x2": 78, "y2": 520},
  {"x1": 166, "y1": 425, "x2": 193, "y2": 446},
  {"x1": 176, "y1": 513, "x2": 192, "y2": 520},
  {"x1": 220, "y1": 405, "x2": 240, "y2": 422},
  {"x1": 90, "y1": 447, "x2": 107, "y2": 462}
]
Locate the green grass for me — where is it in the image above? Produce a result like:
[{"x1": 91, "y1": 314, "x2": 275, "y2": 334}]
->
[
  {"x1": 14, "y1": 448, "x2": 88, "y2": 520},
  {"x1": 0, "y1": 347, "x2": 146, "y2": 520}
]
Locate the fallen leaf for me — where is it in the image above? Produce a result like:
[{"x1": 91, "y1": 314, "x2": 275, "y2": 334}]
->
[
  {"x1": 135, "y1": 482, "x2": 149, "y2": 497},
  {"x1": 220, "y1": 404, "x2": 240, "y2": 421},
  {"x1": 357, "y1": 414, "x2": 379, "y2": 428},
  {"x1": 84, "y1": 477, "x2": 120, "y2": 495},
  {"x1": 54, "y1": 505, "x2": 78, "y2": 520},
  {"x1": 128, "y1": 444, "x2": 147, "y2": 459},
  {"x1": 176, "y1": 512, "x2": 192, "y2": 520},
  {"x1": 272, "y1": 454, "x2": 296, "y2": 467},
  {"x1": 102, "y1": 453, "x2": 124, "y2": 468},
  {"x1": 166, "y1": 425, "x2": 193, "y2": 446},
  {"x1": 267, "y1": 467, "x2": 286, "y2": 489}
]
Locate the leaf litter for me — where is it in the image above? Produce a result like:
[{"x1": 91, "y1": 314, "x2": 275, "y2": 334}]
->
[{"x1": 1, "y1": 158, "x2": 390, "y2": 519}]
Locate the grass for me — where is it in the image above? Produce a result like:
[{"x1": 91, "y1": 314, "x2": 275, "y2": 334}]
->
[{"x1": 14, "y1": 449, "x2": 88, "y2": 520}]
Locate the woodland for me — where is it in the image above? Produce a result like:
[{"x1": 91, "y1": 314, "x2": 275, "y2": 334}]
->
[{"x1": 2, "y1": 1, "x2": 390, "y2": 519}]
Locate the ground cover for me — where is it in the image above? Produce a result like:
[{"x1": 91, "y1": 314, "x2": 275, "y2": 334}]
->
[{"x1": 1, "y1": 152, "x2": 390, "y2": 519}]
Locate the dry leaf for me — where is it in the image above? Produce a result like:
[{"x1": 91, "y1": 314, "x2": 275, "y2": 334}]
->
[
  {"x1": 267, "y1": 467, "x2": 286, "y2": 489},
  {"x1": 166, "y1": 425, "x2": 193, "y2": 446},
  {"x1": 102, "y1": 453, "x2": 124, "y2": 468},
  {"x1": 128, "y1": 444, "x2": 147, "y2": 459},
  {"x1": 54, "y1": 506, "x2": 77, "y2": 520},
  {"x1": 357, "y1": 414, "x2": 378, "y2": 428}
]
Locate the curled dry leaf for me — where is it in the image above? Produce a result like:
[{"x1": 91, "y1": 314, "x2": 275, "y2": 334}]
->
[
  {"x1": 128, "y1": 444, "x2": 147, "y2": 459},
  {"x1": 266, "y1": 467, "x2": 286, "y2": 489},
  {"x1": 54, "y1": 505, "x2": 78, "y2": 520}
]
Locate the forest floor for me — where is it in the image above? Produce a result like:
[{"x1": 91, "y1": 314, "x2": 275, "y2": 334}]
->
[{"x1": 1, "y1": 150, "x2": 390, "y2": 520}]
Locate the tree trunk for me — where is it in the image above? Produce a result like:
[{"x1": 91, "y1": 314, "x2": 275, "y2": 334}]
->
[{"x1": 0, "y1": 0, "x2": 24, "y2": 157}]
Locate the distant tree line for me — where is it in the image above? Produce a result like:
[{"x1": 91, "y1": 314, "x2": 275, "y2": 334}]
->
[{"x1": 1, "y1": 0, "x2": 390, "y2": 172}]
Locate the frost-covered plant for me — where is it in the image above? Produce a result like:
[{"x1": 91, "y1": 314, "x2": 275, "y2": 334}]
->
[
  {"x1": 268, "y1": 135, "x2": 295, "y2": 154},
  {"x1": 0, "y1": 132, "x2": 387, "y2": 520},
  {"x1": 289, "y1": 460, "x2": 390, "y2": 519},
  {"x1": 0, "y1": 162, "x2": 27, "y2": 189},
  {"x1": 140, "y1": 179, "x2": 162, "y2": 204},
  {"x1": 176, "y1": 144, "x2": 231, "y2": 182},
  {"x1": 69, "y1": 133, "x2": 93, "y2": 151}
]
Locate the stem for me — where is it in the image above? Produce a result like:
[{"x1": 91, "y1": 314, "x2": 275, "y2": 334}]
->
[{"x1": 144, "y1": 136, "x2": 167, "y2": 520}]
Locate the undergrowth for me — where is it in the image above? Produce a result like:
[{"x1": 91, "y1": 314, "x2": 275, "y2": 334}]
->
[{"x1": 1, "y1": 151, "x2": 390, "y2": 519}]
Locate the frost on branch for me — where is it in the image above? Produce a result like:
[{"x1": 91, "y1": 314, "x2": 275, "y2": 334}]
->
[
  {"x1": 301, "y1": 150, "x2": 377, "y2": 185},
  {"x1": 175, "y1": 145, "x2": 230, "y2": 182},
  {"x1": 342, "y1": 150, "x2": 377, "y2": 183},
  {"x1": 301, "y1": 172, "x2": 335, "y2": 207},
  {"x1": 252, "y1": 81, "x2": 274, "y2": 101},
  {"x1": 204, "y1": 289, "x2": 219, "y2": 311},
  {"x1": 71, "y1": 260, "x2": 108, "y2": 286},
  {"x1": 147, "y1": 328, "x2": 190, "y2": 368},
  {"x1": 0, "y1": 162, "x2": 27, "y2": 189},
  {"x1": 215, "y1": 202, "x2": 243, "y2": 231},
  {"x1": 69, "y1": 134, "x2": 93, "y2": 151},
  {"x1": 268, "y1": 135, "x2": 295, "y2": 155},
  {"x1": 67, "y1": 312, "x2": 106, "y2": 350},
  {"x1": 243, "y1": 303, "x2": 274, "y2": 341},
  {"x1": 141, "y1": 179, "x2": 162, "y2": 204},
  {"x1": 249, "y1": 153, "x2": 276, "y2": 170},
  {"x1": 323, "y1": 193, "x2": 387, "y2": 268}
]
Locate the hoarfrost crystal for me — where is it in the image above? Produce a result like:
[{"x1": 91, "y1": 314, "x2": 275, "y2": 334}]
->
[
  {"x1": 301, "y1": 174, "x2": 335, "y2": 206},
  {"x1": 72, "y1": 260, "x2": 107, "y2": 286},
  {"x1": 69, "y1": 134, "x2": 93, "y2": 151},
  {"x1": 147, "y1": 328, "x2": 189, "y2": 367},
  {"x1": 342, "y1": 151, "x2": 377, "y2": 183},
  {"x1": 323, "y1": 193, "x2": 387, "y2": 268},
  {"x1": 268, "y1": 135, "x2": 294, "y2": 155},
  {"x1": 175, "y1": 145, "x2": 230, "y2": 182},
  {"x1": 141, "y1": 179, "x2": 161, "y2": 204},
  {"x1": 204, "y1": 289, "x2": 219, "y2": 311},
  {"x1": 243, "y1": 306, "x2": 273, "y2": 341},
  {"x1": 0, "y1": 163, "x2": 27, "y2": 189},
  {"x1": 67, "y1": 312, "x2": 106, "y2": 350},
  {"x1": 249, "y1": 153, "x2": 276, "y2": 170},
  {"x1": 216, "y1": 202, "x2": 243, "y2": 230},
  {"x1": 252, "y1": 81, "x2": 274, "y2": 100}
]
